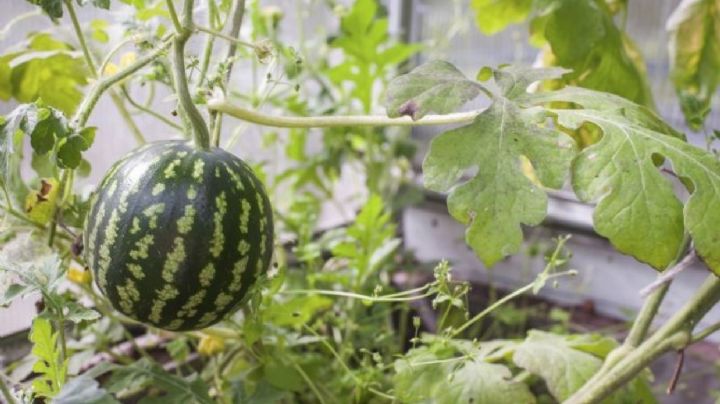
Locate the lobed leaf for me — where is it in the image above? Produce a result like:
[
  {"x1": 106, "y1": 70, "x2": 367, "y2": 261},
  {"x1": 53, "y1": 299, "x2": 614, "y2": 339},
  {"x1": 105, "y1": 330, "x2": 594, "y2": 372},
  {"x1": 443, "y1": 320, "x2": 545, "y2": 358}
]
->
[
  {"x1": 535, "y1": 87, "x2": 720, "y2": 272},
  {"x1": 394, "y1": 344, "x2": 534, "y2": 403},
  {"x1": 422, "y1": 66, "x2": 575, "y2": 266}
]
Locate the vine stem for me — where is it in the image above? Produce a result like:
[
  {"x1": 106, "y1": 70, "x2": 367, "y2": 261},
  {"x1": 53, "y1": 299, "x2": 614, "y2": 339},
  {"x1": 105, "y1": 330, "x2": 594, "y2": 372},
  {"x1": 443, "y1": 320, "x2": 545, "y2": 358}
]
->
[
  {"x1": 72, "y1": 39, "x2": 172, "y2": 128},
  {"x1": 167, "y1": 0, "x2": 211, "y2": 149},
  {"x1": 0, "y1": 371, "x2": 17, "y2": 404},
  {"x1": 210, "y1": 0, "x2": 247, "y2": 147},
  {"x1": 566, "y1": 273, "x2": 720, "y2": 403},
  {"x1": 206, "y1": 97, "x2": 481, "y2": 128},
  {"x1": 64, "y1": 0, "x2": 97, "y2": 72},
  {"x1": 451, "y1": 270, "x2": 576, "y2": 337},
  {"x1": 585, "y1": 239, "x2": 690, "y2": 383}
]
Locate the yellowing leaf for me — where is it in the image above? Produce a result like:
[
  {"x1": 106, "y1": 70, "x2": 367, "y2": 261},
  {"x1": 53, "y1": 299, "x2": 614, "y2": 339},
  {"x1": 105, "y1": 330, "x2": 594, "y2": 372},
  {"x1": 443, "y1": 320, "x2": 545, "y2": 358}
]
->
[
  {"x1": 667, "y1": 0, "x2": 720, "y2": 129},
  {"x1": 25, "y1": 178, "x2": 59, "y2": 225}
]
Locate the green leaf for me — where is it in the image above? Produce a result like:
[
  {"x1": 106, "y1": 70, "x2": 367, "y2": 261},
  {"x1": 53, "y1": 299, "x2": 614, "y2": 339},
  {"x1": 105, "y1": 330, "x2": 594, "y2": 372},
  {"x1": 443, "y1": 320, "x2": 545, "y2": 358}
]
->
[
  {"x1": 513, "y1": 331, "x2": 602, "y2": 401},
  {"x1": 385, "y1": 60, "x2": 484, "y2": 120},
  {"x1": 471, "y1": 0, "x2": 533, "y2": 35},
  {"x1": 54, "y1": 375, "x2": 120, "y2": 404},
  {"x1": 440, "y1": 360, "x2": 536, "y2": 404},
  {"x1": 57, "y1": 134, "x2": 89, "y2": 168},
  {"x1": 667, "y1": 0, "x2": 720, "y2": 130},
  {"x1": 421, "y1": 65, "x2": 576, "y2": 266},
  {"x1": 64, "y1": 301, "x2": 101, "y2": 323},
  {"x1": 30, "y1": 317, "x2": 67, "y2": 398},
  {"x1": 27, "y1": 0, "x2": 63, "y2": 18},
  {"x1": 90, "y1": 19, "x2": 110, "y2": 43},
  {"x1": 265, "y1": 295, "x2": 332, "y2": 327},
  {"x1": 0, "y1": 33, "x2": 88, "y2": 115},
  {"x1": 105, "y1": 358, "x2": 212, "y2": 404},
  {"x1": 536, "y1": 0, "x2": 654, "y2": 107},
  {"x1": 394, "y1": 344, "x2": 534, "y2": 403},
  {"x1": 513, "y1": 331, "x2": 655, "y2": 403},
  {"x1": 535, "y1": 86, "x2": 720, "y2": 272}
]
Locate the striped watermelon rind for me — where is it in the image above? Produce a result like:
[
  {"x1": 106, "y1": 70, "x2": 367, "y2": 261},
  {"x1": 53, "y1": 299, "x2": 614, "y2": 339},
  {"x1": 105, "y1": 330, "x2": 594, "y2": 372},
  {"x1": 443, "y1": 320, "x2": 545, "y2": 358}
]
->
[{"x1": 83, "y1": 140, "x2": 273, "y2": 331}]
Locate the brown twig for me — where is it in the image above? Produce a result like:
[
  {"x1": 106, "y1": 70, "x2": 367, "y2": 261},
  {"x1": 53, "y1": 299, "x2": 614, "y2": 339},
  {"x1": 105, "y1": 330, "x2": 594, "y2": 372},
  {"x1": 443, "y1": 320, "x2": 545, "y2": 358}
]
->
[{"x1": 666, "y1": 349, "x2": 685, "y2": 395}]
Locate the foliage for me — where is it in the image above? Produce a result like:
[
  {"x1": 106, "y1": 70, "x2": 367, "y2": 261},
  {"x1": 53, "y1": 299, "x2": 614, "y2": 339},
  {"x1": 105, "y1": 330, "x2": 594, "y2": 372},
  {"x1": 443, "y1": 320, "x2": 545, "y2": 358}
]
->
[
  {"x1": 1, "y1": 0, "x2": 720, "y2": 403},
  {"x1": 388, "y1": 61, "x2": 720, "y2": 272},
  {"x1": 668, "y1": 0, "x2": 720, "y2": 129},
  {"x1": 0, "y1": 33, "x2": 89, "y2": 114},
  {"x1": 29, "y1": 317, "x2": 68, "y2": 398}
]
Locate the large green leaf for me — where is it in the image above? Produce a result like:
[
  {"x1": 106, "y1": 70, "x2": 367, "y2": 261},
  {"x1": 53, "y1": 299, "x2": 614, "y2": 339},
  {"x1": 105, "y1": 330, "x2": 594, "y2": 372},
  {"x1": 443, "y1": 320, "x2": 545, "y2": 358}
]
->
[
  {"x1": 394, "y1": 343, "x2": 534, "y2": 403},
  {"x1": 470, "y1": 0, "x2": 654, "y2": 107},
  {"x1": 0, "y1": 33, "x2": 88, "y2": 115},
  {"x1": 533, "y1": 87, "x2": 720, "y2": 272},
  {"x1": 421, "y1": 67, "x2": 576, "y2": 266},
  {"x1": 514, "y1": 331, "x2": 601, "y2": 401},
  {"x1": 667, "y1": 0, "x2": 720, "y2": 130},
  {"x1": 513, "y1": 331, "x2": 655, "y2": 403},
  {"x1": 536, "y1": 0, "x2": 654, "y2": 107}
]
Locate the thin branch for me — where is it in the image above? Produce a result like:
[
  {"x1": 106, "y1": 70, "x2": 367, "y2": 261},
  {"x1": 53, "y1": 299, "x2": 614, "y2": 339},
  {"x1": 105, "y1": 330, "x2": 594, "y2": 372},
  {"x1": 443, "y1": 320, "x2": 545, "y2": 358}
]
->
[
  {"x1": 165, "y1": 0, "x2": 183, "y2": 33},
  {"x1": 666, "y1": 349, "x2": 684, "y2": 395},
  {"x1": 639, "y1": 249, "x2": 697, "y2": 298},
  {"x1": 120, "y1": 85, "x2": 182, "y2": 130},
  {"x1": 691, "y1": 320, "x2": 720, "y2": 343},
  {"x1": 195, "y1": 25, "x2": 256, "y2": 51},
  {"x1": 98, "y1": 34, "x2": 151, "y2": 75},
  {"x1": 211, "y1": 0, "x2": 247, "y2": 147},
  {"x1": 72, "y1": 39, "x2": 173, "y2": 128},
  {"x1": 207, "y1": 97, "x2": 481, "y2": 128},
  {"x1": 64, "y1": 0, "x2": 97, "y2": 74}
]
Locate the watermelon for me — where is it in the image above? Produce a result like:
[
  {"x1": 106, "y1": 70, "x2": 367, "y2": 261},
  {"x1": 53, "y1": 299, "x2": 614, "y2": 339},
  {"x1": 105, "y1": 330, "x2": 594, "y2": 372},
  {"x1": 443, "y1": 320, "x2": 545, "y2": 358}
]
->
[{"x1": 83, "y1": 140, "x2": 273, "y2": 331}]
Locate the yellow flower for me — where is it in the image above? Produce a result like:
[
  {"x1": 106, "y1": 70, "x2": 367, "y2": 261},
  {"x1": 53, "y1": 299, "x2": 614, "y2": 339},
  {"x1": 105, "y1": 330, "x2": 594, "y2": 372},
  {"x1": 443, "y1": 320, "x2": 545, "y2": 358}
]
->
[
  {"x1": 119, "y1": 52, "x2": 137, "y2": 68},
  {"x1": 67, "y1": 264, "x2": 92, "y2": 285},
  {"x1": 198, "y1": 333, "x2": 225, "y2": 356},
  {"x1": 103, "y1": 62, "x2": 119, "y2": 77}
]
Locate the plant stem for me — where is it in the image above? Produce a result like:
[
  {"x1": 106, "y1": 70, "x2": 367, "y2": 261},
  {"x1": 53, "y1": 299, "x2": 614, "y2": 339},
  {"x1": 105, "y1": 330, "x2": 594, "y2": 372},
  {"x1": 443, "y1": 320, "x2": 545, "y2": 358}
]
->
[
  {"x1": 195, "y1": 25, "x2": 256, "y2": 50},
  {"x1": 98, "y1": 34, "x2": 151, "y2": 76},
  {"x1": 210, "y1": 0, "x2": 246, "y2": 147},
  {"x1": 165, "y1": 0, "x2": 183, "y2": 33},
  {"x1": 291, "y1": 360, "x2": 328, "y2": 404},
  {"x1": 450, "y1": 270, "x2": 576, "y2": 337},
  {"x1": 692, "y1": 320, "x2": 720, "y2": 342},
  {"x1": 64, "y1": 0, "x2": 97, "y2": 73},
  {"x1": 282, "y1": 285, "x2": 432, "y2": 302},
  {"x1": 0, "y1": 10, "x2": 42, "y2": 41},
  {"x1": 120, "y1": 85, "x2": 182, "y2": 130},
  {"x1": 207, "y1": 98, "x2": 481, "y2": 128},
  {"x1": 592, "y1": 240, "x2": 690, "y2": 379},
  {"x1": 567, "y1": 273, "x2": 720, "y2": 403},
  {"x1": 0, "y1": 371, "x2": 16, "y2": 404},
  {"x1": 109, "y1": 92, "x2": 147, "y2": 144},
  {"x1": 168, "y1": 0, "x2": 211, "y2": 149},
  {"x1": 72, "y1": 39, "x2": 172, "y2": 128},
  {"x1": 625, "y1": 281, "x2": 670, "y2": 347}
]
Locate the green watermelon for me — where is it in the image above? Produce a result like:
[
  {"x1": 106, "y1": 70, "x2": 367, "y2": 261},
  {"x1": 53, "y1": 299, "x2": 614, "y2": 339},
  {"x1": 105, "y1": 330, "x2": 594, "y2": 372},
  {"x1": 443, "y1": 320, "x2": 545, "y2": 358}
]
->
[{"x1": 83, "y1": 140, "x2": 273, "y2": 331}]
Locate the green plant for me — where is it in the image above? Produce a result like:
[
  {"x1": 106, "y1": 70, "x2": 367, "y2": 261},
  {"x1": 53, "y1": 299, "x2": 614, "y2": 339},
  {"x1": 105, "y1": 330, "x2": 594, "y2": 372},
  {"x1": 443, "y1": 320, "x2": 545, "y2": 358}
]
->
[{"x1": 2, "y1": 0, "x2": 720, "y2": 403}]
